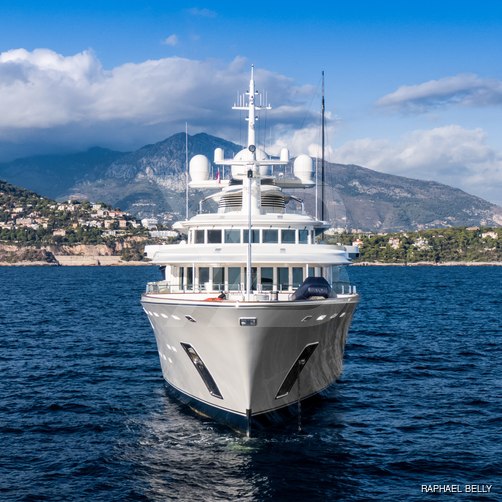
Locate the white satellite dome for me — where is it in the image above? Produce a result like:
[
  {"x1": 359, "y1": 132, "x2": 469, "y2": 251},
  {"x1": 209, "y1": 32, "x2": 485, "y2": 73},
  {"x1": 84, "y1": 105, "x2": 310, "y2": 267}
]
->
[
  {"x1": 189, "y1": 155, "x2": 210, "y2": 182},
  {"x1": 214, "y1": 148, "x2": 224, "y2": 162},
  {"x1": 231, "y1": 148, "x2": 270, "y2": 177},
  {"x1": 293, "y1": 154, "x2": 313, "y2": 184}
]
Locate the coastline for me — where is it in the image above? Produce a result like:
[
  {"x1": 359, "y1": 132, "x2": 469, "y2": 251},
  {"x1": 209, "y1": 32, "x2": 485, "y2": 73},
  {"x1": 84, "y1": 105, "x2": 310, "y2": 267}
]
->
[
  {"x1": 352, "y1": 261, "x2": 502, "y2": 266},
  {"x1": 0, "y1": 243, "x2": 153, "y2": 266},
  {"x1": 1, "y1": 257, "x2": 500, "y2": 267},
  {"x1": 0, "y1": 255, "x2": 152, "y2": 266}
]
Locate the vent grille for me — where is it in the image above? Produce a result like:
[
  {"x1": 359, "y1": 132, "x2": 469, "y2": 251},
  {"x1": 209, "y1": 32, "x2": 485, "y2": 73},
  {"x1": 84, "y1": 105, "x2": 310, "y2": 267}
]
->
[{"x1": 218, "y1": 192, "x2": 286, "y2": 209}]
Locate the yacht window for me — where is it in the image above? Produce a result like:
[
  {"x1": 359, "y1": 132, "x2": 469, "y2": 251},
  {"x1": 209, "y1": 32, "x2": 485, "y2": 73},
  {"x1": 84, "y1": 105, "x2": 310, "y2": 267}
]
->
[
  {"x1": 244, "y1": 267, "x2": 258, "y2": 290},
  {"x1": 243, "y1": 229, "x2": 260, "y2": 243},
  {"x1": 332, "y1": 265, "x2": 349, "y2": 283},
  {"x1": 207, "y1": 229, "x2": 222, "y2": 244},
  {"x1": 261, "y1": 267, "x2": 274, "y2": 291},
  {"x1": 278, "y1": 267, "x2": 289, "y2": 291},
  {"x1": 179, "y1": 267, "x2": 184, "y2": 289},
  {"x1": 212, "y1": 267, "x2": 225, "y2": 290},
  {"x1": 292, "y1": 267, "x2": 303, "y2": 288},
  {"x1": 299, "y1": 229, "x2": 309, "y2": 244},
  {"x1": 263, "y1": 229, "x2": 278, "y2": 243},
  {"x1": 281, "y1": 229, "x2": 295, "y2": 244},
  {"x1": 194, "y1": 230, "x2": 205, "y2": 244},
  {"x1": 199, "y1": 267, "x2": 210, "y2": 289},
  {"x1": 187, "y1": 267, "x2": 193, "y2": 290},
  {"x1": 224, "y1": 229, "x2": 241, "y2": 243},
  {"x1": 228, "y1": 267, "x2": 241, "y2": 291}
]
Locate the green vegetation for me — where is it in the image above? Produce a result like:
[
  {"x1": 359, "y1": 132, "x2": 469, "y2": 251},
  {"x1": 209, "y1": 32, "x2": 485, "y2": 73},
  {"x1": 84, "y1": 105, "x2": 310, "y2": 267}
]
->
[
  {"x1": 2, "y1": 179, "x2": 501, "y2": 265},
  {"x1": 0, "y1": 179, "x2": 152, "y2": 262},
  {"x1": 329, "y1": 227, "x2": 502, "y2": 263},
  {"x1": 0, "y1": 179, "x2": 148, "y2": 246},
  {"x1": 120, "y1": 240, "x2": 147, "y2": 261}
]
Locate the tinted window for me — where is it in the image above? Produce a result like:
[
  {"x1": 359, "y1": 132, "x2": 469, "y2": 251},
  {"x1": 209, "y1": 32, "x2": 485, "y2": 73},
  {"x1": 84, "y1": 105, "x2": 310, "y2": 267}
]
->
[
  {"x1": 207, "y1": 229, "x2": 222, "y2": 243},
  {"x1": 275, "y1": 343, "x2": 318, "y2": 399},
  {"x1": 243, "y1": 229, "x2": 260, "y2": 243},
  {"x1": 186, "y1": 267, "x2": 193, "y2": 290},
  {"x1": 263, "y1": 229, "x2": 278, "y2": 243},
  {"x1": 181, "y1": 343, "x2": 223, "y2": 399},
  {"x1": 261, "y1": 267, "x2": 274, "y2": 291},
  {"x1": 228, "y1": 267, "x2": 241, "y2": 291},
  {"x1": 281, "y1": 229, "x2": 295, "y2": 243},
  {"x1": 292, "y1": 267, "x2": 303, "y2": 287},
  {"x1": 199, "y1": 267, "x2": 209, "y2": 288},
  {"x1": 244, "y1": 267, "x2": 258, "y2": 290},
  {"x1": 224, "y1": 229, "x2": 241, "y2": 243},
  {"x1": 178, "y1": 267, "x2": 184, "y2": 289},
  {"x1": 212, "y1": 267, "x2": 225, "y2": 289},
  {"x1": 278, "y1": 267, "x2": 289, "y2": 291},
  {"x1": 194, "y1": 230, "x2": 205, "y2": 243}
]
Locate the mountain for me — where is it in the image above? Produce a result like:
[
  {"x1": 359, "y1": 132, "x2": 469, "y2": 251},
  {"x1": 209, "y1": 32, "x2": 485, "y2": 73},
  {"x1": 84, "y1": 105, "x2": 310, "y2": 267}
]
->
[
  {"x1": 68, "y1": 133, "x2": 242, "y2": 221},
  {"x1": 310, "y1": 163, "x2": 502, "y2": 231},
  {"x1": 0, "y1": 147, "x2": 126, "y2": 199},
  {"x1": 1, "y1": 133, "x2": 501, "y2": 231}
]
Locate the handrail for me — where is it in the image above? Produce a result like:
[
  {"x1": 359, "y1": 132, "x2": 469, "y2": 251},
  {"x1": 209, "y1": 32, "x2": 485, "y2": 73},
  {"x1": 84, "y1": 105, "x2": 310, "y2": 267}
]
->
[{"x1": 146, "y1": 280, "x2": 357, "y2": 295}]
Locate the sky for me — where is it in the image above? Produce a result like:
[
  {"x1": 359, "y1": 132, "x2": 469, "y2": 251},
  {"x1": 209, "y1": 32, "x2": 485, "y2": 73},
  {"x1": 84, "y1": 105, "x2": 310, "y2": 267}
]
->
[{"x1": 1, "y1": 0, "x2": 501, "y2": 205}]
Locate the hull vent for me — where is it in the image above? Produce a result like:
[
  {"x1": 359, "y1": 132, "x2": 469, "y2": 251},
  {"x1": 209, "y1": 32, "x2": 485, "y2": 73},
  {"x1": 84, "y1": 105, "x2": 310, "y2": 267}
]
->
[
  {"x1": 181, "y1": 343, "x2": 223, "y2": 399},
  {"x1": 275, "y1": 342, "x2": 319, "y2": 399}
]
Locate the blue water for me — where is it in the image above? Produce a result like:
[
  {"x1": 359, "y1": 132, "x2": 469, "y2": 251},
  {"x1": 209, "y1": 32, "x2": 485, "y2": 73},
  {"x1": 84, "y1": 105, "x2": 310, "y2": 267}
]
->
[{"x1": 0, "y1": 266, "x2": 500, "y2": 501}]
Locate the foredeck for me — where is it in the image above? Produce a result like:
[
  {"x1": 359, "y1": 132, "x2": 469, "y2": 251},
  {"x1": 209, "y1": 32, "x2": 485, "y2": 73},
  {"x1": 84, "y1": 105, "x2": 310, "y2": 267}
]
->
[{"x1": 144, "y1": 280, "x2": 357, "y2": 301}]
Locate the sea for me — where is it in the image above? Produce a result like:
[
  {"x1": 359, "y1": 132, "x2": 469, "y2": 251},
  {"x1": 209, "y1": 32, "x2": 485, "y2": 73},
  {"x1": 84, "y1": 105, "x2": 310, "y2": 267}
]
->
[{"x1": 0, "y1": 265, "x2": 500, "y2": 501}]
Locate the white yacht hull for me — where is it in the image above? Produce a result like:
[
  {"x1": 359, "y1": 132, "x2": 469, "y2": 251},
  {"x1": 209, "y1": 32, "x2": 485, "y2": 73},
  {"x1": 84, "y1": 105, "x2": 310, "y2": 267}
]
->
[{"x1": 141, "y1": 294, "x2": 359, "y2": 431}]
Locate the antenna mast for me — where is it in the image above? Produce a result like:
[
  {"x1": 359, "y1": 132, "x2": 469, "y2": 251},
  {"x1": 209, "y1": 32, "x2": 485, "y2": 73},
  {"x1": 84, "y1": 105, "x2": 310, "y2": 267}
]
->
[
  {"x1": 232, "y1": 65, "x2": 271, "y2": 147},
  {"x1": 321, "y1": 71, "x2": 325, "y2": 223},
  {"x1": 185, "y1": 122, "x2": 189, "y2": 219}
]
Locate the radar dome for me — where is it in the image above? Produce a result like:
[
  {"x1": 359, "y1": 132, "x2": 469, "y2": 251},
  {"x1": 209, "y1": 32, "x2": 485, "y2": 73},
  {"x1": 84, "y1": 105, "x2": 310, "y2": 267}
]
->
[
  {"x1": 280, "y1": 148, "x2": 289, "y2": 162},
  {"x1": 189, "y1": 155, "x2": 210, "y2": 182},
  {"x1": 214, "y1": 148, "x2": 224, "y2": 162},
  {"x1": 293, "y1": 154, "x2": 313, "y2": 184},
  {"x1": 231, "y1": 148, "x2": 268, "y2": 177}
]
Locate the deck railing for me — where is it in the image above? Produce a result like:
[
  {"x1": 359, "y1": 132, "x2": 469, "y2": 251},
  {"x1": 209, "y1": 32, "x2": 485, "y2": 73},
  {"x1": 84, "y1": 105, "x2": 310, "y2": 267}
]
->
[{"x1": 145, "y1": 280, "x2": 357, "y2": 296}]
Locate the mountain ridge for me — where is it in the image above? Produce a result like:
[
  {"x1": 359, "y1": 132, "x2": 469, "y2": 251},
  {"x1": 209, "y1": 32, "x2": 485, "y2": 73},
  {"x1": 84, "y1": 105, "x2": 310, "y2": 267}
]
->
[{"x1": 0, "y1": 133, "x2": 501, "y2": 232}]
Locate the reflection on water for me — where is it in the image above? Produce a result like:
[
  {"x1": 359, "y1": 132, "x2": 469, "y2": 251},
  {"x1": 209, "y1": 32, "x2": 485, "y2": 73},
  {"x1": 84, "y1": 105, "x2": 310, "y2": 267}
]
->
[
  {"x1": 2, "y1": 266, "x2": 500, "y2": 502},
  {"x1": 121, "y1": 388, "x2": 356, "y2": 501}
]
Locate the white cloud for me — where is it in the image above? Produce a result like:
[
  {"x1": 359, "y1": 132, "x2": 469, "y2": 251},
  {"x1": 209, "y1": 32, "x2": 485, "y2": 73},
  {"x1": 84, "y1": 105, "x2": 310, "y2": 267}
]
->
[
  {"x1": 268, "y1": 121, "x2": 335, "y2": 160},
  {"x1": 0, "y1": 48, "x2": 316, "y2": 158},
  {"x1": 7, "y1": 48, "x2": 499, "y2": 206},
  {"x1": 334, "y1": 125, "x2": 502, "y2": 206},
  {"x1": 163, "y1": 34, "x2": 179, "y2": 46},
  {"x1": 377, "y1": 74, "x2": 502, "y2": 113}
]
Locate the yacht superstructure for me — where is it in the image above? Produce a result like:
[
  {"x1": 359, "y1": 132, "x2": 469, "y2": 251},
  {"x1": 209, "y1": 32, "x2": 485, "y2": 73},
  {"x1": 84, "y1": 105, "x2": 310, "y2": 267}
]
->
[{"x1": 141, "y1": 67, "x2": 359, "y2": 433}]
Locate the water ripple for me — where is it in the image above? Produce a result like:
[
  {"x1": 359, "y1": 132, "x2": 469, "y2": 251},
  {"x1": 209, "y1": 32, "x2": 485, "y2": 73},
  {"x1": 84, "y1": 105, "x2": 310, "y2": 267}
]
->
[{"x1": 0, "y1": 266, "x2": 500, "y2": 501}]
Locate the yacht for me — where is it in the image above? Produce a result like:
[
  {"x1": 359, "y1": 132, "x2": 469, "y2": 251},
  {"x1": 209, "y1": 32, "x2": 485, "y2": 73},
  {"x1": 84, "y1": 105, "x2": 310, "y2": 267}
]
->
[{"x1": 141, "y1": 67, "x2": 359, "y2": 434}]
